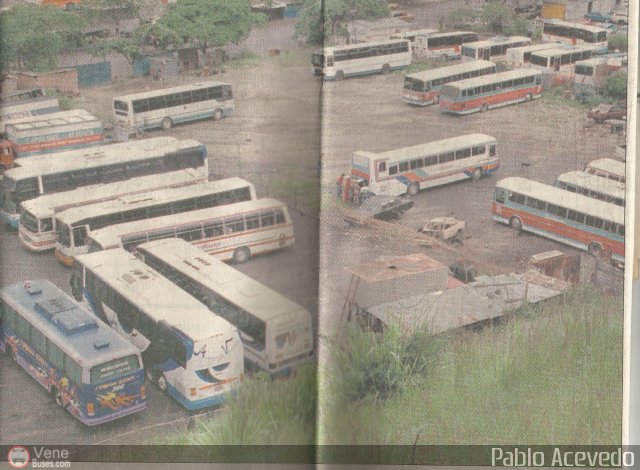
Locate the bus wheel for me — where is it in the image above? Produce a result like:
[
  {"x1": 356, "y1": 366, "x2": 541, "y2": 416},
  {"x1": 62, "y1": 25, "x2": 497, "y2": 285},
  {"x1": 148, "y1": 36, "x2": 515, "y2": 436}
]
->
[
  {"x1": 51, "y1": 387, "x2": 64, "y2": 407},
  {"x1": 407, "y1": 182, "x2": 420, "y2": 197},
  {"x1": 157, "y1": 374, "x2": 168, "y2": 392},
  {"x1": 480, "y1": 103, "x2": 488, "y2": 113},
  {"x1": 525, "y1": 93, "x2": 532, "y2": 102},
  {"x1": 472, "y1": 168, "x2": 482, "y2": 181},
  {"x1": 381, "y1": 64, "x2": 391, "y2": 75},
  {"x1": 212, "y1": 109, "x2": 223, "y2": 121},
  {"x1": 233, "y1": 247, "x2": 250, "y2": 264},
  {"x1": 588, "y1": 242, "x2": 603, "y2": 255},
  {"x1": 160, "y1": 117, "x2": 173, "y2": 130},
  {"x1": 335, "y1": 71, "x2": 344, "y2": 81},
  {"x1": 509, "y1": 217, "x2": 522, "y2": 231}
]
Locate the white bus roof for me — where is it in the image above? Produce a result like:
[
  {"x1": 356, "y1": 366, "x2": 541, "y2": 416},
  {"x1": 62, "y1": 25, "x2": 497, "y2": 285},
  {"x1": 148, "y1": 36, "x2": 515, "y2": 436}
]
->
[
  {"x1": 114, "y1": 81, "x2": 232, "y2": 102},
  {"x1": 55, "y1": 178, "x2": 252, "y2": 225},
  {"x1": 441, "y1": 68, "x2": 540, "y2": 89},
  {"x1": 586, "y1": 158, "x2": 626, "y2": 175},
  {"x1": 461, "y1": 36, "x2": 530, "y2": 49},
  {"x1": 74, "y1": 248, "x2": 237, "y2": 342},
  {"x1": 4, "y1": 109, "x2": 99, "y2": 129},
  {"x1": 543, "y1": 19, "x2": 607, "y2": 34},
  {"x1": 426, "y1": 30, "x2": 476, "y2": 38},
  {"x1": 355, "y1": 133, "x2": 496, "y2": 162},
  {"x1": 392, "y1": 28, "x2": 438, "y2": 37},
  {"x1": 3, "y1": 137, "x2": 203, "y2": 180},
  {"x1": 496, "y1": 177, "x2": 624, "y2": 223},
  {"x1": 138, "y1": 238, "x2": 311, "y2": 325},
  {"x1": 405, "y1": 60, "x2": 495, "y2": 81},
  {"x1": 507, "y1": 43, "x2": 562, "y2": 55},
  {"x1": 89, "y1": 198, "x2": 288, "y2": 248},
  {"x1": 556, "y1": 171, "x2": 625, "y2": 198},
  {"x1": 21, "y1": 168, "x2": 207, "y2": 219},
  {"x1": 530, "y1": 44, "x2": 599, "y2": 59},
  {"x1": 317, "y1": 38, "x2": 409, "y2": 54}
]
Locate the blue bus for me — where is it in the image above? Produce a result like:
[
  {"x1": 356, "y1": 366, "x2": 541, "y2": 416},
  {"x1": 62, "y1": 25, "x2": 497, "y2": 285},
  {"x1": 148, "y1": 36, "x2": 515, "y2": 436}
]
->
[{"x1": 1, "y1": 280, "x2": 146, "y2": 425}]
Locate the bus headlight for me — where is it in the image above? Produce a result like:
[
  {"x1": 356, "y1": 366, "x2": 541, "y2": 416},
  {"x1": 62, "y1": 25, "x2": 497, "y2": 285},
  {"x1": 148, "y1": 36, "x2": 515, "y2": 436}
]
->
[{"x1": 190, "y1": 387, "x2": 197, "y2": 397}]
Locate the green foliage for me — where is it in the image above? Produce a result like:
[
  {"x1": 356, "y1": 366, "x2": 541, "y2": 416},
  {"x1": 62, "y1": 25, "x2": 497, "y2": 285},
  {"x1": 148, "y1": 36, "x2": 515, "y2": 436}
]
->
[
  {"x1": 442, "y1": 7, "x2": 478, "y2": 30},
  {"x1": 269, "y1": 171, "x2": 320, "y2": 212},
  {"x1": 45, "y1": 88, "x2": 76, "y2": 110},
  {"x1": 0, "y1": 5, "x2": 86, "y2": 72},
  {"x1": 608, "y1": 34, "x2": 628, "y2": 52},
  {"x1": 503, "y1": 14, "x2": 529, "y2": 36},
  {"x1": 294, "y1": 0, "x2": 390, "y2": 45},
  {"x1": 88, "y1": 37, "x2": 144, "y2": 64},
  {"x1": 140, "y1": 0, "x2": 264, "y2": 53},
  {"x1": 482, "y1": 0, "x2": 512, "y2": 33},
  {"x1": 600, "y1": 70, "x2": 628, "y2": 101}
]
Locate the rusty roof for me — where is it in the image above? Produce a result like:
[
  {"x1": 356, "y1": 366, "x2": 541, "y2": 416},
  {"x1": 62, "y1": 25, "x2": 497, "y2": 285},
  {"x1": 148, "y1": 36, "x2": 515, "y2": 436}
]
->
[{"x1": 345, "y1": 253, "x2": 447, "y2": 284}]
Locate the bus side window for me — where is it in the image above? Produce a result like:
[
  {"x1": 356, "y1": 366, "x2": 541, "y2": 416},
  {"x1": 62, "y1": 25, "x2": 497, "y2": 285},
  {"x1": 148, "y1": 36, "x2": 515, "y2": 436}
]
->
[
  {"x1": 494, "y1": 188, "x2": 506, "y2": 204},
  {"x1": 73, "y1": 226, "x2": 87, "y2": 248},
  {"x1": 489, "y1": 145, "x2": 496, "y2": 157}
]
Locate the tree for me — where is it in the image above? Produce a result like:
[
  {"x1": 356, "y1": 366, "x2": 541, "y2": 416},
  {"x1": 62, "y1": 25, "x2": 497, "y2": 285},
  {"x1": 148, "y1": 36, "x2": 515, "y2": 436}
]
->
[
  {"x1": 78, "y1": 0, "x2": 154, "y2": 31},
  {"x1": 0, "y1": 5, "x2": 86, "y2": 72},
  {"x1": 139, "y1": 0, "x2": 264, "y2": 54},
  {"x1": 600, "y1": 70, "x2": 627, "y2": 101},
  {"x1": 87, "y1": 37, "x2": 144, "y2": 65},
  {"x1": 482, "y1": 0, "x2": 512, "y2": 33},
  {"x1": 294, "y1": 0, "x2": 390, "y2": 46}
]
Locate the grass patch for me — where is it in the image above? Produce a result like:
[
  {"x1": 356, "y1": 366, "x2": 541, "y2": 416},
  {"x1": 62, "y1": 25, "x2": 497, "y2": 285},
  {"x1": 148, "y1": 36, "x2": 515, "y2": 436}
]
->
[
  {"x1": 269, "y1": 48, "x2": 310, "y2": 67},
  {"x1": 268, "y1": 171, "x2": 320, "y2": 213},
  {"x1": 541, "y1": 85, "x2": 603, "y2": 110},
  {"x1": 45, "y1": 88, "x2": 77, "y2": 110},
  {"x1": 227, "y1": 49, "x2": 263, "y2": 68}
]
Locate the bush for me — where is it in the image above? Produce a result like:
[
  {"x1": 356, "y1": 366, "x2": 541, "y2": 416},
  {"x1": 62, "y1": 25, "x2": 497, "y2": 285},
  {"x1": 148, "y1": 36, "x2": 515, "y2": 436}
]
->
[
  {"x1": 608, "y1": 34, "x2": 628, "y2": 52},
  {"x1": 600, "y1": 70, "x2": 627, "y2": 101}
]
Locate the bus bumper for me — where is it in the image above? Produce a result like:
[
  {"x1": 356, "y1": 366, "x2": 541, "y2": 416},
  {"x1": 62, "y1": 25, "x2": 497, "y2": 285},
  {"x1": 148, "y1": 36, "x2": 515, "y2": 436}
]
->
[
  {"x1": 79, "y1": 401, "x2": 147, "y2": 426},
  {"x1": 166, "y1": 383, "x2": 229, "y2": 410}
]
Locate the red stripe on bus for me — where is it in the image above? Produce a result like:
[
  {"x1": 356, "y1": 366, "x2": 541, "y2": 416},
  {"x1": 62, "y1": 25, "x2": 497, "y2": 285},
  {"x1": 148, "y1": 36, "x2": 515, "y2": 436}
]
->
[{"x1": 440, "y1": 86, "x2": 541, "y2": 111}]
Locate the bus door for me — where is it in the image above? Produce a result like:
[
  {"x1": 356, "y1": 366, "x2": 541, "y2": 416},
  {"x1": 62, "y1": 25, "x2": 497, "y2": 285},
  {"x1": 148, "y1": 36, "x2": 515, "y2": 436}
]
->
[
  {"x1": 553, "y1": 57, "x2": 561, "y2": 71},
  {"x1": 375, "y1": 159, "x2": 388, "y2": 181},
  {"x1": 481, "y1": 48, "x2": 490, "y2": 60}
]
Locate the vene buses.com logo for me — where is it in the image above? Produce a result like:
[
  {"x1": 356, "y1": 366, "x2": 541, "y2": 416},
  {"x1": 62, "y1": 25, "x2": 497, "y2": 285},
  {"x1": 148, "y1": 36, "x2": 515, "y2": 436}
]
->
[{"x1": 7, "y1": 445, "x2": 30, "y2": 468}]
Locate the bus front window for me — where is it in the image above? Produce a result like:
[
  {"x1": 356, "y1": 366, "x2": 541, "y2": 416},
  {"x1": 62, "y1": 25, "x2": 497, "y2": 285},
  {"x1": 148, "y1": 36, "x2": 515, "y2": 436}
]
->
[{"x1": 114, "y1": 100, "x2": 129, "y2": 116}]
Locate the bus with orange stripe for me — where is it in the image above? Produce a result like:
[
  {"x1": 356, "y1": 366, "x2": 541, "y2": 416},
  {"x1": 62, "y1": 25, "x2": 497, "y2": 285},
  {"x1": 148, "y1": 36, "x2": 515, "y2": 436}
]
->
[
  {"x1": 85, "y1": 198, "x2": 295, "y2": 264},
  {"x1": 492, "y1": 177, "x2": 624, "y2": 263},
  {"x1": 347, "y1": 133, "x2": 498, "y2": 199},
  {"x1": 438, "y1": 69, "x2": 542, "y2": 115}
]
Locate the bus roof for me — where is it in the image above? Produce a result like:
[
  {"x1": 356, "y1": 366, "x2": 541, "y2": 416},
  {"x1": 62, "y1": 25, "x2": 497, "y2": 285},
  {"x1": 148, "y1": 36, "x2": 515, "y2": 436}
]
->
[
  {"x1": 113, "y1": 81, "x2": 232, "y2": 102},
  {"x1": 426, "y1": 30, "x2": 476, "y2": 38},
  {"x1": 496, "y1": 177, "x2": 624, "y2": 223},
  {"x1": 137, "y1": 238, "x2": 311, "y2": 325},
  {"x1": 440, "y1": 68, "x2": 541, "y2": 89},
  {"x1": 405, "y1": 60, "x2": 495, "y2": 81},
  {"x1": 543, "y1": 19, "x2": 607, "y2": 34},
  {"x1": 3, "y1": 137, "x2": 203, "y2": 180},
  {"x1": 74, "y1": 249, "x2": 237, "y2": 341},
  {"x1": 530, "y1": 44, "x2": 599, "y2": 59},
  {"x1": 556, "y1": 171, "x2": 625, "y2": 198},
  {"x1": 88, "y1": 198, "x2": 288, "y2": 248},
  {"x1": 586, "y1": 158, "x2": 625, "y2": 175},
  {"x1": 317, "y1": 38, "x2": 409, "y2": 54},
  {"x1": 356, "y1": 133, "x2": 496, "y2": 162},
  {"x1": 507, "y1": 43, "x2": 561, "y2": 54},
  {"x1": 55, "y1": 178, "x2": 253, "y2": 225},
  {"x1": 392, "y1": 28, "x2": 438, "y2": 38},
  {"x1": 461, "y1": 36, "x2": 530, "y2": 49},
  {"x1": 1, "y1": 279, "x2": 140, "y2": 369},
  {"x1": 4, "y1": 109, "x2": 99, "y2": 129},
  {"x1": 21, "y1": 168, "x2": 207, "y2": 219}
]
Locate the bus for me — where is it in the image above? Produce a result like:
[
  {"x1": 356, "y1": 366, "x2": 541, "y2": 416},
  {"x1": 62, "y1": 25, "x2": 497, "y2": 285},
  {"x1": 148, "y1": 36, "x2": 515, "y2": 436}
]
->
[
  {"x1": 71, "y1": 249, "x2": 244, "y2": 410},
  {"x1": 18, "y1": 168, "x2": 208, "y2": 252},
  {"x1": 311, "y1": 39, "x2": 411, "y2": 80},
  {"x1": 0, "y1": 137, "x2": 207, "y2": 228},
  {"x1": 492, "y1": 177, "x2": 624, "y2": 262},
  {"x1": 390, "y1": 29, "x2": 437, "y2": 52},
  {"x1": 5, "y1": 109, "x2": 104, "y2": 158},
  {"x1": 438, "y1": 69, "x2": 543, "y2": 115},
  {"x1": 542, "y1": 20, "x2": 608, "y2": 50},
  {"x1": 0, "y1": 279, "x2": 146, "y2": 425},
  {"x1": 505, "y1": 43, "x2": 562, "y2": 68},
  {"x1": 348, "y1": 133, "x2": 498, "y2": 198},
  {"x1": 528, "y1": 45, "x2": 597, "y2": 72},
  {"x1": 403, "y1": 60, "x2": 496, "y2": 106},
  {"x1": 54, "y1": 178, "x2": 257, "y2": 266},
  {"x1": 0, "y1": 139, "x2": 13, "y2": 174},
  {"x1": 555, "y1": 171, "x2": 625, "y2": 207},
  {"x1": 411, "y1": 31, "x2": 479, "y2": 58},
  {"x1": 137, "y1": 238, "x2": 314, "y2": 375},
  {"x1": 574, "y1": 55, "x2": 626, "y2": 87},
  {"x1": 113, "y1": 81, "x2": 234, "y2": 131},
  {"x1": 86, "y1": 198, "x2": 295, "y2": 263},
  {"x1": 585, "y1": 158, "x2": 626, "y2": 183},
  {"x1": 0, "y1": 88, "x2": 46, "y2": 105},
  {"x1": 1, "y1": 96, "x2": 60, "y2": 131},
  {"x1": 460, "y1": 36, "x2": 531, "y2": 61}
]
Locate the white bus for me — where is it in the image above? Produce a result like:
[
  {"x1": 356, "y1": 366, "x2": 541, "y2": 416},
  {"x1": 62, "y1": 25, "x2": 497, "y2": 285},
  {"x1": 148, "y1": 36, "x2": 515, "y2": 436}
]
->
[
  {"x1": 403, "y1": 60, "x2": 496, "y2": 106},
  {"x1": 137, "y1": 238, "x2": 314, "y2": 375},
  {"x1": 311, "y1": 39, "x2": 411, "y2": 80},
  {"x1": 19, "y1": 168, "x2": 208, "y2": 252},
  {"x1": 411, "y1": 31, "x2": 479, "y2": 58},
  {"x1": 1, "y1": 96, "x2": 60, "y2": 132},
  {"x1": 574, "y1": 55, "x2": 626, "y2": 87},
  {"x1": 505, "y1": 43, "x2": 564, "y2": 68},
  {"x1": 5, "y1": 109, "x2": 104, "y2": 157},
  {"x1": 555, "y1": 171, "x2": 625, "y2": 207},
  {"x1": 87, "y1": 198, "x2": 295, "y2": 263},
  {"x1": 460, "y1": 36, "x2": 531, "y2": 61},
  {"x1": 0, "y1": 137, "x2": 208, "y2": 229},
  {"x1": 113, "y1": 81, "x2": 234, "y2": 131},
  {"x1": 542, "y1": 20, "x2": 608, "y2": 50},
  {"x1": 585, "y1": 158, "x2": 626, "y2": 183},
  {"x1": 348, "y1": 133, "x2": 498, "y2": 198},
  {"x1": 54, "y1": 178, "x2": 257, "y2": 266},
  {"x1": 528, "y1": 45, "x2": 597, "y2": 72},
  {"x1": 390, "y1": 29, "x2": 437, "y2": 52},
  {"x1": 71, "y1": 249, "x2": 244, "y2": 410}
]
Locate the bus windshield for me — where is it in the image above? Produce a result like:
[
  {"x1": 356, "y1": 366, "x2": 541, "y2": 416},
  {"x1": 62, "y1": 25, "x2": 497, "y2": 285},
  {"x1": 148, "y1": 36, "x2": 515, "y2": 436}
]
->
[
  {"x1": 90, "y1": 355, "x2": 141, "y2": 384},
  {"x1": 404, "y1": 78, "x2": 427, "y2": 92},
  {"x1": 19, "y1": 209, "x2": 39, "y2": 234}
]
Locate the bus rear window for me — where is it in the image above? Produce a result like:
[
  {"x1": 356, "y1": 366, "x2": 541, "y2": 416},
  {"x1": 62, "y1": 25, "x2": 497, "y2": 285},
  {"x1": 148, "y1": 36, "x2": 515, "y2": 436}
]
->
[{"x1": 90, "y1": 355, "x2": 140, "y2": 384}]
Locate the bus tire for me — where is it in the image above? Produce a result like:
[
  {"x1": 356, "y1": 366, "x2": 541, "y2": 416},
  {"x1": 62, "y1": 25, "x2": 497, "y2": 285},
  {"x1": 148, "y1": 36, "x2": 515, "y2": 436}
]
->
[
  {"x1": 381, "y1": 64, "x2": 391, "y2": 75},
  {"x1": 160, "y1": 117, "x2": 173, "y2": 130},
  {"x1": 588, "y1": 242, "x2": 603, "y2": 255},
  {"x1": 480, "y1": 103, "x2": 488, "y2": 113},
  {"x1": 472, "y1": 168, "x2": 482, "y2": 181},
  {"x1": 335, "y1": 71, "x2": 344, "y2": 81},
  {"x1": 509, "y1": 216, "x2": 522, "y2": 231},
  {"x1": 233, "y1": 247, "x2": 250, "y2": 264},
  {"x1": 157, "y1": 374, "x2": 168, "y2": 392},
  {"x1": 525, "y1": 93, "x2": 532, "y2": 102},
  {"x1": 212, "y1": 109, "x2": 223, "y2": 121},
  {"x1": 51, "y1": 387, "x2": 64, "y2": 407},
  {"x1": 407, "y1": 182, "x2": 420, "y2": 197}
]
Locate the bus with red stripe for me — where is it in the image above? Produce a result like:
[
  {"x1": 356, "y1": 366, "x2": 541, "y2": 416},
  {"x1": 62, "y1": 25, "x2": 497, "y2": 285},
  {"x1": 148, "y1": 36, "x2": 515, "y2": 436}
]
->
[
  {"x1": 438, "y1": 69, "x2": 542, "y2": 115},
  {"x1": 348, "y1": 133, "x2": 498, "y2": 199},
  {"x1": 403, "y1": 60, "x2": 496, "y2": 106},
  {"x1": 492, "y1": 177, "x2": 624, "y2": 263}
]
